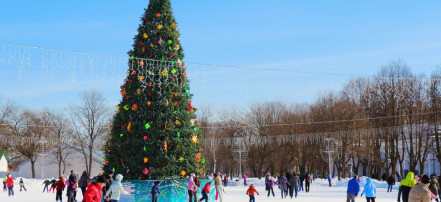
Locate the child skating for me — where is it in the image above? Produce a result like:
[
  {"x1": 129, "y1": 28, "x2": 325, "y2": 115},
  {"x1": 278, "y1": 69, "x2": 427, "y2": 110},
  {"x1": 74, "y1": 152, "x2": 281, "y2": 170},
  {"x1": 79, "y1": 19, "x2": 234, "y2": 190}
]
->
[
  {"x1": 199, "y1": 181, "x2": 212, "y2": 202},
  {"x1": 151, "y1": 181, "x2": 162, "y2": 202},
  {"x1": 246, "y1": 184, "x2": 259, "y2": 202},
  {"x1": 19, "y1": 178, "x2": 26, "y2": 191}
]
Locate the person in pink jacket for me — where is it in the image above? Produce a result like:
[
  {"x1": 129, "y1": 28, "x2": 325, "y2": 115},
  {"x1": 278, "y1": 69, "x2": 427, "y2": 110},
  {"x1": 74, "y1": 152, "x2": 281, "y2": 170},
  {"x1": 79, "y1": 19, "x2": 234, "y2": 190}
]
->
[{"x1": 187, "y1": 176, "x2": 197, "y2": 202}]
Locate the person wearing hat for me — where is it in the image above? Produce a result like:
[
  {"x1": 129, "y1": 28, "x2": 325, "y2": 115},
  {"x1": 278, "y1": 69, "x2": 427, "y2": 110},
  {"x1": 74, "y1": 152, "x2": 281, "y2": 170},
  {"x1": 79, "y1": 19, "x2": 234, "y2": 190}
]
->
[
  {"x1": 104, "y1": 174, "x2": 130, "y2": 202},
  {"x1": 55, "y1": 176, "x2": 65, "y2": 202},
  {"x1": 84, "y1": 175, "x2": 107, "y2": 202},
  {"x1": 246, "y1": 184, "x2": 259, "y2": 202},
  {"x1": 6, "y1": 174, "x2": 14, "y2": 196},
  {"x1": 408, "y1": 175, "x2": 431, "y2": 202},
  {"x1": 151, "y1": 181, "x2": 162, "y2": 202},
  {"x1": 102, "y1": 169, "x2": 114, "y2": 202},
  {"x1": 19, "y1": 178, "x2": 27, "y2": 192},
  {"x1": 199, "y1": 181, "x2": 212, "y2": 202}
]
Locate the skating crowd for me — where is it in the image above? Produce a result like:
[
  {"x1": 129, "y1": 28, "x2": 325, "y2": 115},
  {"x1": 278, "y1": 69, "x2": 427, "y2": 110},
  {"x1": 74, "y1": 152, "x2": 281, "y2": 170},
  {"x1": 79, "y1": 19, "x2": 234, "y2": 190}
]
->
[{"x1": 3, "y1": 169, "x2": 441, "y2": 202}]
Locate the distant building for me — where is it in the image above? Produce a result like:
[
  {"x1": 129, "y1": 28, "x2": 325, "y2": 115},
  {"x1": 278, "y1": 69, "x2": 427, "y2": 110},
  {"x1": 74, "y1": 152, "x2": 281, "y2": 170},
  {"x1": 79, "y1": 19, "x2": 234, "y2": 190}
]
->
[
  {"x1": 0, "y1": 151, "x2": 11, "y2": 172},
  {"x1": 17, "y1": 145, "x2": 104, "y2": 179}
]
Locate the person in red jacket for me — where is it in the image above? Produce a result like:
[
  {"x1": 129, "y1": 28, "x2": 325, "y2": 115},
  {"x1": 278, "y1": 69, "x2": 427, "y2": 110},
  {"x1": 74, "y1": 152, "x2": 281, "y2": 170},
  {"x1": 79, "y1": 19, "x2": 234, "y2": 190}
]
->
[
  {"x1": 83, "y1": 175, "x2": 107, "y2": 202},
  {"x1": 56, "y1": 176, "x2": 65, "y2": 202},
  {"x1": 6, "y1": 174, "x2": 14, "y2": 196},
  {"x1": 199, "y1": 181, "x2": 212, "y2": 202},
  {"x1": 246, "y1": 184, "x2": 259, "y2": 202}
]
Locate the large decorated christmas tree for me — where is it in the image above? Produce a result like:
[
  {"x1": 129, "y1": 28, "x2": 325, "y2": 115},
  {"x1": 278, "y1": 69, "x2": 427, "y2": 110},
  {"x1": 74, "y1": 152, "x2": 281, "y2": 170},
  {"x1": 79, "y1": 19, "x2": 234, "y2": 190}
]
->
[{"x1": 104, "y1": 0, "x2": 205, "y2": 180}]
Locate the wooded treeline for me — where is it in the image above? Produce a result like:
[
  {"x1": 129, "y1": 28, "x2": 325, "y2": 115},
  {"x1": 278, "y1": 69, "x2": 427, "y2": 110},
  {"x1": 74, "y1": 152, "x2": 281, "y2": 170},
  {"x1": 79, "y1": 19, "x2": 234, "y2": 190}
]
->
[{"x1": 201, "y1": 61, "x2": 441, "y2": 180}]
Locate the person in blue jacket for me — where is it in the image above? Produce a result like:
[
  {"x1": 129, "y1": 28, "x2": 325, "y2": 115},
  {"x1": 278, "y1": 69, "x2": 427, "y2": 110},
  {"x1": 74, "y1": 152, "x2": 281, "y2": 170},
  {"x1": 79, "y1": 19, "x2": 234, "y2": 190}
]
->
[
  {"x1": 151, "y1": 181, "x2": 162, "y2": 202},
  {"x1": 347, "y1": 174, "x2": 360, "y2": 202},
  {"x1": 361, "y1": 177, "x2": 376, "y2": 202},
  {"x1": 327, "y1": 174, "x2": 332, "y2": 187}
]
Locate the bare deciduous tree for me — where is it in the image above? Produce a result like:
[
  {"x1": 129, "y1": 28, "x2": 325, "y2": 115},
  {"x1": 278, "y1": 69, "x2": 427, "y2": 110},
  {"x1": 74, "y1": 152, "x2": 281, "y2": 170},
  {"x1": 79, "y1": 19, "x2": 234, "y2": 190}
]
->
[{"x1": 70, "y1": 90, "x2": 111, "y2": 176}]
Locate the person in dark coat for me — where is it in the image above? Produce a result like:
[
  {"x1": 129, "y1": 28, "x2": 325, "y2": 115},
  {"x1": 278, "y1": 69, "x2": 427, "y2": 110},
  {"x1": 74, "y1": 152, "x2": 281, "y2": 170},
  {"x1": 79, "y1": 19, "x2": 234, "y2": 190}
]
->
[
  {"x1": 223, "y1": 174, "x2": 228, "y2": 187},
  {"x1": 102, "y1": 169, "x2": 114, "y2": 202},
  {"x1": 299, "y1": 174, "x2": 304, "y2": 192},
  {"x1": 42, "y1": 179, "x2": 51, "y2": 193},
  {"x1": 66, "y1": 172, "x2": 76, "y2": 202},
  {"x1": 286, "y1": 170, "x2": 292, "y2": 198},
  {"x1": 264, "y1": 173, "x2": 270, "y2": 191},
  {"x1": 289, "y1": 173, "x2": 300, "y2": 198},
  {"x1": 49, "y1": 178, "x2": 57, "y2": 193},
  {"x1": 151, "y1": 181, "x2": 161, "y2": 202},
  {"x1": 305, "y1": 173, "x2": 311, "y2": 193},
  {"x1": 19, "y1": 178, "x2": 27, "y2": 192},
  {"x1": 387, "y1": 175, "x2": 395, "y2": 192},
  {"x1": 78, "y1": 171, "x2": 89, "y2": 200}
]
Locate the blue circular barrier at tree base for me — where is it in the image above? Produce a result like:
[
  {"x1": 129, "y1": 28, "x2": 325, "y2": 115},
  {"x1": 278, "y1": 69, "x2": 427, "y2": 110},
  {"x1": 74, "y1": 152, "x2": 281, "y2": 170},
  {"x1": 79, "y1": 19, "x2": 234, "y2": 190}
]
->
[{"x1": 120, "y1": 179, "x2": 216, "y2": 201}]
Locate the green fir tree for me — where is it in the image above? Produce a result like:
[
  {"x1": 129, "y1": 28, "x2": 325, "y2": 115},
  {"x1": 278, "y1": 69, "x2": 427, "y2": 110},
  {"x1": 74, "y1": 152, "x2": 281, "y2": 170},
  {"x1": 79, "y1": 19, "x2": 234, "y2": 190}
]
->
[{"x1": 104, "y1": 0, "x2": 205, "y2": 179}]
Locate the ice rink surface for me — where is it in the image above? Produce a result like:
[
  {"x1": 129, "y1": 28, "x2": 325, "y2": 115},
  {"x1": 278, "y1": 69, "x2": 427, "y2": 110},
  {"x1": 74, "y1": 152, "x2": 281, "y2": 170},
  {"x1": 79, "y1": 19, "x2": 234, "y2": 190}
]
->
[{"x1": 1, "y1": 177, "x2": 402, "y2": 202}]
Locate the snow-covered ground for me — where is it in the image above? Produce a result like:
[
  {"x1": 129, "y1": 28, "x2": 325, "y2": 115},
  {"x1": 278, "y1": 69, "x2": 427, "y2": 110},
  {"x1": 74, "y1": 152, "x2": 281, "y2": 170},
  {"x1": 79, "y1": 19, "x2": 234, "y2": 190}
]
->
[{"x1": 1, "y1": 177, "x2": 401, "y2": 201}]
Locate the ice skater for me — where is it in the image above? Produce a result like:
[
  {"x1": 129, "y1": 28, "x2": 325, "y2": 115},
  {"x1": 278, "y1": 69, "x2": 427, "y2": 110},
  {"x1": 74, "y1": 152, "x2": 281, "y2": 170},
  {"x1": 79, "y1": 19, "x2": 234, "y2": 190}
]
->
[
  {"x1": 199, "y1": 181, "x2": 212, "y2": 202},
  {"x1": 276, "y1": 173, "x2": 288, "y2": 199},
  {"x1": 346, "y1": 174, "x2": 360, "y2": 202},
  {"x1": 328, "y1": 174, "x2": 332, "y2": 187},
  {"x1": 104, "y1": 174, "x2": 131, "y2": 202},
  {"x1": 246, "y1": 184, "x2": 259, "y2": 202},
  {"x1": 49, "y1": 178, "x2": 57, "y2": 193},
  {"x1": 55, "y1": 176, "x2": 65, "y2": 202},
  {"x1": 360, "y1": 177, "x2": 376, "y2": 202},
  {"x1": 151, "y1": 181, "x2": 161, "y2": 202},
  {"x1": 6, "y1": 174, "x2": 14, "y2": 196},
  {"x1": 42, "y1": 178, "x2": 50, "y2": 193},
  {"x1": 267, "y1": 176, "x2": 275, "y2": 197},
  {"x1": 19, "y1": 178, "x2": 27, "y2": 191}
]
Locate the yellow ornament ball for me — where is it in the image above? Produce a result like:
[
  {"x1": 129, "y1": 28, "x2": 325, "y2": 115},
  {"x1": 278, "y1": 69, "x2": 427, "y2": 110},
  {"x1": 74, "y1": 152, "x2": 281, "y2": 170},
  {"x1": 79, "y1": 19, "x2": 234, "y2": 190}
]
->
[
  {"x1": 143, "y1": 33, "x2": 148, "y2": 38},
  {"x1": 181, "y1": 170, "x2": 186, "y2": 176},
  {"x1": 157, "y1": 24, "x2": 163, "y2": 30}
]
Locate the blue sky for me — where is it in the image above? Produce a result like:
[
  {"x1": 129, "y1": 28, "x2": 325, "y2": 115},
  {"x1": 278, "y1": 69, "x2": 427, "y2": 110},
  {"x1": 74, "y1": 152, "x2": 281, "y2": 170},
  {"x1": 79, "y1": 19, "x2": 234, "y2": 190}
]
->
[{"x1": 1, "y1": 0, "x2": 441, "y2": 114}]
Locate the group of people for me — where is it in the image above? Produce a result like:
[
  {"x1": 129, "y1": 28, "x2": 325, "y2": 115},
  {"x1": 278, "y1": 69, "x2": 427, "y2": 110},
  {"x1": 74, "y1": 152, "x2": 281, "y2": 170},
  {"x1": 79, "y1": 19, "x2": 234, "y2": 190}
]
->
[
  {"x1": 35, "y1": 169, "x2": 128, "y2": 202},
  {"x1": 3, "y1": 173, "x2": 27, "y2": 197},
  {"x1": 184, "y1": 173, "x2": 215, "y2": 202},
  {"x1": 262, "y1": 169, "x2": 313, "y2": 199},
  {"x1": 344, "y1": 171, "x2": 441, "y2": 202}
]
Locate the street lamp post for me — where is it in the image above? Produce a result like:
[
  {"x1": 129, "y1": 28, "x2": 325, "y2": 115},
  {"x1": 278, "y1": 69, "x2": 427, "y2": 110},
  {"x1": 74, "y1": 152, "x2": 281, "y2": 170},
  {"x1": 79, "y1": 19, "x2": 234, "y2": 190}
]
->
[
  {"x1": 232, "y1": 137, "x2": 245, "y2": 178},
  {"x1": 38, "y1": 137, "x2": 47, "y2": 179},
  {"x1": 324, "y1": 138, "x2": 334, "y2": 177}
]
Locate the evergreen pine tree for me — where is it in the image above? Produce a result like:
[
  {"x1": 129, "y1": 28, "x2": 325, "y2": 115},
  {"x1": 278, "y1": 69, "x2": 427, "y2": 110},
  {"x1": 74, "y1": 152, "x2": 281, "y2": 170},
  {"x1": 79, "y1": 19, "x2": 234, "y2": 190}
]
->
[{"x1": 104, "y1": 0, "x2": 205, "y2": 179}]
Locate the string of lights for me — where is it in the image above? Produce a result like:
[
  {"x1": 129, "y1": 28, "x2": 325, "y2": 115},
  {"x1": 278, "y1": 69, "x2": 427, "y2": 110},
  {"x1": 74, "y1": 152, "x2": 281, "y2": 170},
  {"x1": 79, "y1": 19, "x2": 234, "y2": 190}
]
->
[
  {"x1": 1, "y1": 121, "x2": 434, "y2": 147},
  {"x1": 1, "y1": 110, "x2": 439, "y2": 130},
  {"x1": 1, "y1": 41, "x2": 440, "y2": 80}
]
